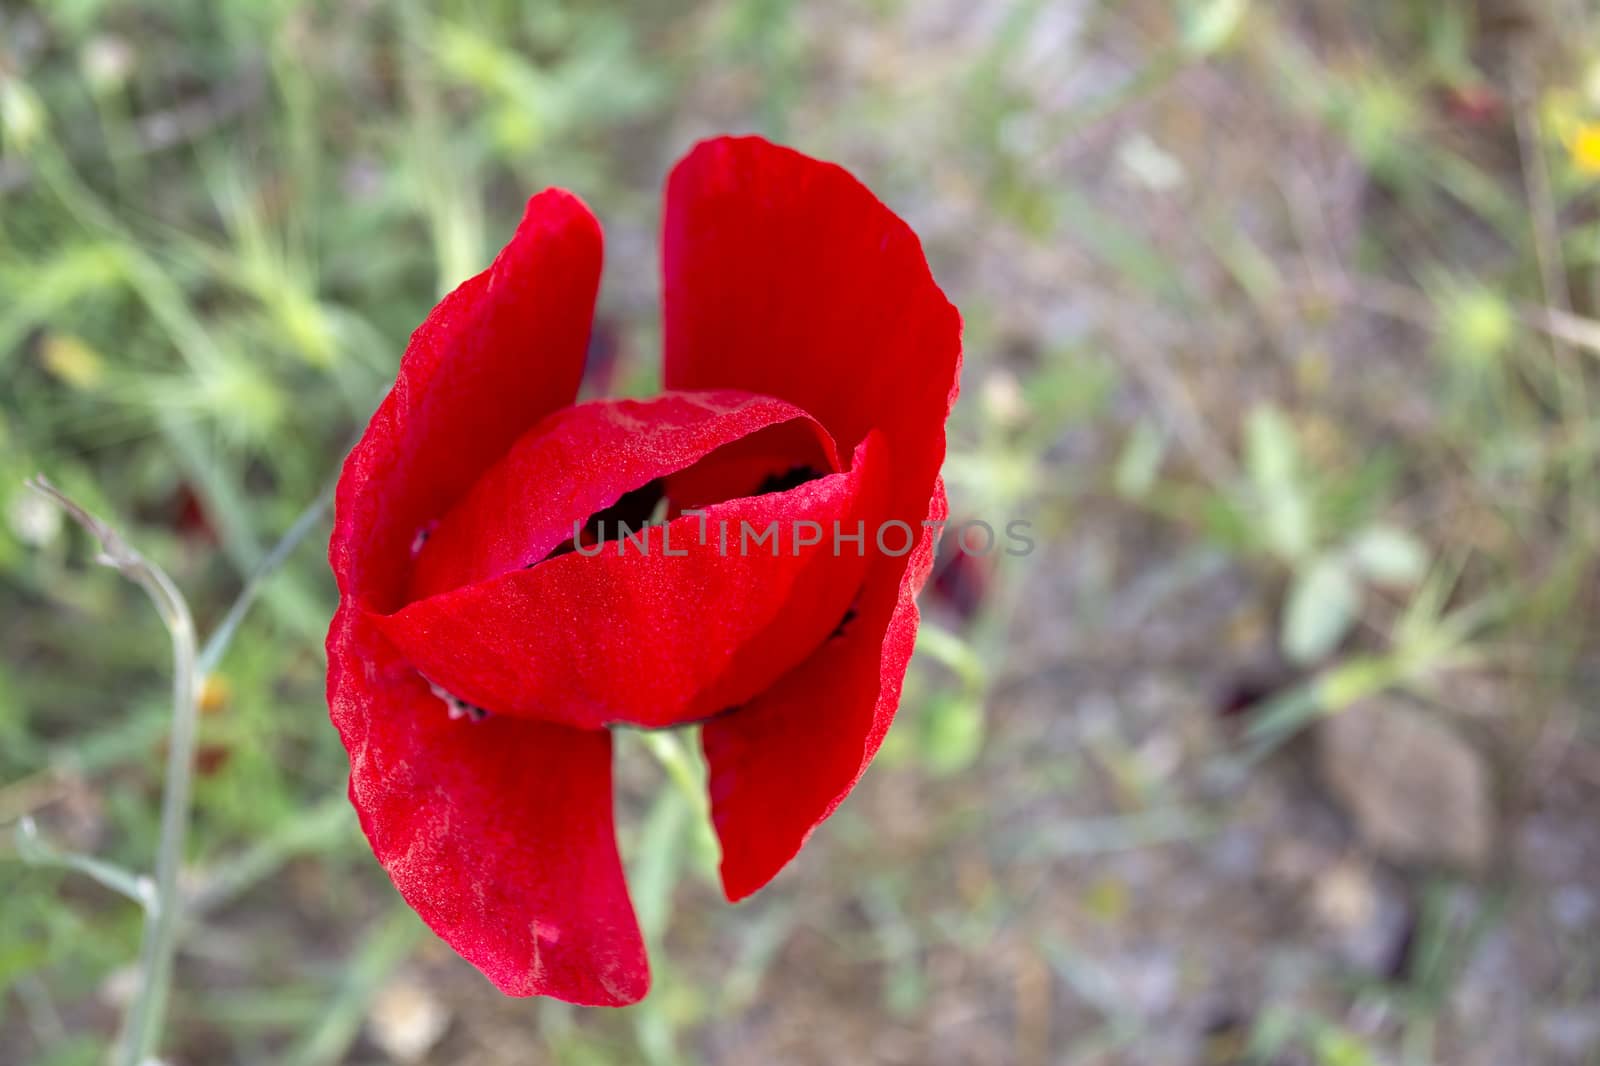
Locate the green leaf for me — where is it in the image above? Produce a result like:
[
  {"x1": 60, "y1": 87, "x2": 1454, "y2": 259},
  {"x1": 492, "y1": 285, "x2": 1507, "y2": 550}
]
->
[
  {"x1": 1182, "y1": 0, "x2": 1249, "y2": 56},
  {"x1": 1114, "y1": 419, "x2": 1167, "y2": 499},
  {"x1": 1347, "y1": 524, "x2": 1429, "y2": 587},
  {"x1": 631, "y1": 786, "x2": 690, "y2": 945},
  {"x1": 919, "y1": 692, "x2": 985, "y2": 775},
  {"x1": 0, "y1": 76, "x2": 45, "y2": 150},
  {"x1": 1245, "y1": 405, "x2": 1315, "y2": 561},
  {"x1": 1281, "y1": 555, "x2": 1360, "y2": 665},
  {"x1": 1312, "y1": 1026, "x2": 1379, "y2": 1066},
  {"x1": 1435, "y1": 277, "x2": 1514, "y2": 370}
]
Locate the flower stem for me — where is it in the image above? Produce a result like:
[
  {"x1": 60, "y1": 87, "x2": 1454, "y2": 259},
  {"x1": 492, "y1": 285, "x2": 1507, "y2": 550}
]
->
[
  {"x1": 639, "y1": 731, "x2": 708, "y2": 816},
  {"x1": 27, "y1": 471, "x2": 336, "y2": 1064},
  {"x1": 196, "y1": 483, "x2": 335, "y2": 678},
  {"x1": 27, "y1": 477, "x2": 198, "y2": 1066},
  {"x1": 13, "y1": 815, "x2": 153, "y2": 908}
]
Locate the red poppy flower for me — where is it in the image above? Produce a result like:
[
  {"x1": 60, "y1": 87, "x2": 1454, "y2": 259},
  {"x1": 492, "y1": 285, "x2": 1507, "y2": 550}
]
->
[{"x1": 326, "y1": 136, "x2": 961, "y2": 1005}]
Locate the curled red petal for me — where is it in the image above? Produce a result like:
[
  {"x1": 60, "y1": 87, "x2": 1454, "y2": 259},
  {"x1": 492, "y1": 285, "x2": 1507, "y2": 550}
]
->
[
  {"x1": 326, "y1": 190, "x2": 636, "y2": 1003},
  {"x1": 327, "y1": 605, "x2": 648, "y2": 1005},
  {"x1": 333, "y1": 190, "x2": 602, "y2": 612},
  {"x1": 662, "y1": 134, "x2": 961, "y2": 492},
  {"x1": 702, "y1": 481, "x2": 947, "y2": 900},
  {"x1": 375, "y1": 432, "x2": 887, "y2": 732},
  {"x1": 407, "y1": 388, "x2": 837, "y2": 601},
  {"x1": 662, "y1": 136, "x2": 961, "y2": 898}
]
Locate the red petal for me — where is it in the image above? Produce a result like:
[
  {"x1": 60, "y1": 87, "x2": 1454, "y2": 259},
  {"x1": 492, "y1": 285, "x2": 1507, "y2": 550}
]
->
[
  {"x1": 662, "y1": 135, "x2": 960, "y2": 494},
  {"x1": 662, "y1": 137, "x2": 960, "y2": 898},
  {"x1": 407, "y1": 389, "x2": 837, "y2": 601},
  {"x1": 702, "y1": 481, "x2": 947, "y2": 900},
  {"x1": 332, "y1": 191, "x2": 602, "y2": 613},
  {"x1": 374, "y1": 433, "x2": 887, "y2": 731},
  {"x1": 327, "y1": 605, "x2": 647, "y2": 1004}
]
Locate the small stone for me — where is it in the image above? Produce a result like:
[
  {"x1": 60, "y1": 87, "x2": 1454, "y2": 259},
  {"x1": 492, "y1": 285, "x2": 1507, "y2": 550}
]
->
[
  {"x1": 366, "y1": 973, "x2": 450, "y2": 1064},
  {"x1": 1311, "y1": 856, "x2": 1377, "y2": 932},
  {"x1": 1308, "y1": 854, "x2": 1412, "y2": 972},
  {"x1": 1317, "y1": 699, "x2": 1494, "y2": 871}
]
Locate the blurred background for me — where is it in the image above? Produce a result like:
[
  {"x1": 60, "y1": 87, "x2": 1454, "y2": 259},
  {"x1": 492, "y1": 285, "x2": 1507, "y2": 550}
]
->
[{"x1": 3, "y1": 0, "x2": 1599, "y2": 1063}]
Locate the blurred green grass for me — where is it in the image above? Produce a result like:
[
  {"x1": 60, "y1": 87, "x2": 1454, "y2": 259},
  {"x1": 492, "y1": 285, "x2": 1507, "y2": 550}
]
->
[{"x1": 3, "y1": 0, "x2": 1599, "y2": 1064}]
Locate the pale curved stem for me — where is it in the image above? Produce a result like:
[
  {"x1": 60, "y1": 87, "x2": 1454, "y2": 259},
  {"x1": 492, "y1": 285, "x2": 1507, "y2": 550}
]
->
[{"x1": 27, "y1": 477, "x2": 197, "y2": 1066}]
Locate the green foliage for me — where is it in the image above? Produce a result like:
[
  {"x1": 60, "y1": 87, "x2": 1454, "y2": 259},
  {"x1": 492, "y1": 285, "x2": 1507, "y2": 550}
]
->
[
  {"x1": 2, "y1": 0, "x2": 1597, "y2": 1061},
  {"x1": 1245, "y1": 404, "x2": 1316, "y2": 563},
  {"x1": 1281, "y1": 553, "x2": 1361, "y2": 665},
  {"x1": 1178, "y1": 0, "x2": 1249, "y2": 58}
]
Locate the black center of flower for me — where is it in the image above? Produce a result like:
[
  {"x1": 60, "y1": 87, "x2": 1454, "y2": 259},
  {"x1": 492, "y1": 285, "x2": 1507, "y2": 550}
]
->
[
  {"x1": 541, "y1": 479, "x2": 666, "y2": 562},
  {"x1": 536, "y1": 464, "x2": 828, "y2": 566},
  {"x1": 753, "y1": 464, "x2": 824, "y2": 496}
]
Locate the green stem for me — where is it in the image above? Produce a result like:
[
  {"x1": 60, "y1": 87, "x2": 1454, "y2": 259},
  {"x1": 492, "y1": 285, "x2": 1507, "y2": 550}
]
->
[
  {"x1": 196, "y1": 483, "x2": 335, "y2": 678},
  {"x1": 13, "y1": 816, "x2": 153, "y2": 908},
  {"x1": 26, "y1": 477, "x2": 199, "y2": 1066},
  {"x1": 914, "y1": 623, "x2": 987, "y2": 692},
  {"x1": 639, "y1": 731, "x2": 708, "y2": 816}
]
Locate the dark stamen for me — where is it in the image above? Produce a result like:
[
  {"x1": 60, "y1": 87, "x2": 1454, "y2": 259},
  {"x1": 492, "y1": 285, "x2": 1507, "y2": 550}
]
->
[
  {"x1": 541, "y1": 479, "x2": 666, "y2": 562},
  {"x1": 754, "y1": 465, "x2": 824, "y2": 496}
]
